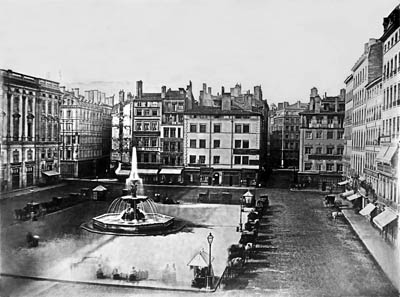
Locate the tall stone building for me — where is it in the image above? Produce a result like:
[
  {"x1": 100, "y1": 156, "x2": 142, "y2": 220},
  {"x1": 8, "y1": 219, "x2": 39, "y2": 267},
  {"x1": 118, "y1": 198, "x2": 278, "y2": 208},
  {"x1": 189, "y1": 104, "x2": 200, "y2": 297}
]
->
[
  {"x1": 0, "y1": 69, "x2": 62, "y2": 191},
  {"x1": 350, "y1": 38, "x2": 382, "y2": 178},
  {"x1": 374, "y1": 5, "x2": 400, "y2": 245},
  {"x1": 298, "y1": 87, "x2": 345, "y2": 190},
  {"x1": 183, "y1": 83, "x2": 268, "y2": 186},
  {"x1": 159, "y1": 82, "x2": 194, "y2": 183},
  {"x1": 60, "y1": 88, "x2": 113, "y2": 178},
  {"x1": 269, "y1": 101, "x2": 308, "y2": 169},
  {"x1": 364, "y1": 76, "x2": 382, "y2": 196},
  {"x1": 111, "y1": 90, "x2": 134, "y2": 178},
  {"x1": 342, "y1": 74, "x2": 354, "y2": 180}
]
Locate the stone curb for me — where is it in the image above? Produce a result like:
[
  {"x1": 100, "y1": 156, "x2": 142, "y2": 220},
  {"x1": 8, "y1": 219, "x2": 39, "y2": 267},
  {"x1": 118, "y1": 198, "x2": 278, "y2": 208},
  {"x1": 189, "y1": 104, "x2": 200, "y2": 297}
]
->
[{"x1": 341, "y1": 210, "x2": 399, "y2": 292}]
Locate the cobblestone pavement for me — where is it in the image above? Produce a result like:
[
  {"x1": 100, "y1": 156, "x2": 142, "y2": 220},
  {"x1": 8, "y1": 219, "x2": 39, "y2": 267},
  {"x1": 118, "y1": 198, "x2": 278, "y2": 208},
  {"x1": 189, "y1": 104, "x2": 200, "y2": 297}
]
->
[{"x1": 221, "y1": 188, "x2": 398, "y2": 297}]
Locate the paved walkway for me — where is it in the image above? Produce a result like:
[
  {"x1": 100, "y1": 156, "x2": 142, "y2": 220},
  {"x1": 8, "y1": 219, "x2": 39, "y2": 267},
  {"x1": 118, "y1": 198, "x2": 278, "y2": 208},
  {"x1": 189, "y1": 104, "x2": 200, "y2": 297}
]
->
[
  {"x1": 0, "y1": 183, "x2": 67, "y2": 201},
  {"x1": 341, "y1": 208, "x2": 400, "y2": 291},
  {"x1": 63, "y1": 178, "x2": 257, "y2": 190}
]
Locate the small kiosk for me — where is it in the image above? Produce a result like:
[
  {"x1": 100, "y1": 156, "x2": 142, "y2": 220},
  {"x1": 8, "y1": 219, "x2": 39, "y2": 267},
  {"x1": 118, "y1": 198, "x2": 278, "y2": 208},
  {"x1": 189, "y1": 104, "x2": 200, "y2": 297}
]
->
[
  {"x1": 92, "y1": 185, "x2": 107, "y2": 201},
  {"x1": 187, "y1": 250, "x2": 214, "y2": 288}
]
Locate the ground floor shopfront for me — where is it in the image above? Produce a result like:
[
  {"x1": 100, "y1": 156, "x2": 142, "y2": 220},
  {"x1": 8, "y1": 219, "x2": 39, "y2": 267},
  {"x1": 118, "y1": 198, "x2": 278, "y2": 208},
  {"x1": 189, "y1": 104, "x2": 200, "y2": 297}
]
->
[
  {"x1": 339, "y1": 175, "x2": 399, "y2": 247},
  {"x1": 61, "y1": 157, "x2": 109, "y2": 178},
  {"x1": 298, "y1": 171, "x2": 343, "y2": 190},
  {"x1": 183, "y1": 167, "x2": 258, "y2": 187}
]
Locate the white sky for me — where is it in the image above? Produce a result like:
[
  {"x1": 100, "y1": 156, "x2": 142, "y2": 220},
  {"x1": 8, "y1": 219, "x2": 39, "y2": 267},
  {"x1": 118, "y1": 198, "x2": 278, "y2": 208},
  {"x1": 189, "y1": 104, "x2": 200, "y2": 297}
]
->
[{"x1": 1, "y1": 0, "x2": 398, "y2": 104}]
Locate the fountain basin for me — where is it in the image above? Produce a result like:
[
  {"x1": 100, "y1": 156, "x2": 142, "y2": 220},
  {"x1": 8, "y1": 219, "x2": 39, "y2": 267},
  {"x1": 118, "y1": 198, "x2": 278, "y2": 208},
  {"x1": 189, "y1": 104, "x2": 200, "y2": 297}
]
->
[{"x1": 92, "y1": 212, "x2": 175, "y2": 234}]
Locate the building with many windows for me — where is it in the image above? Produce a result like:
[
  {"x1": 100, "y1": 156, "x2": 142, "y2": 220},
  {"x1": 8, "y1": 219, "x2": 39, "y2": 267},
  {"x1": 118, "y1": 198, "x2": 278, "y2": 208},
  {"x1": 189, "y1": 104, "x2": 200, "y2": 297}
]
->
[
  {"x1": 111, "y1": 90, "x2": 135, "y2": 179},
  {"x1": 298, "y1": 87, "x2": 345, "y2": 190},
  {"x1": 1, "y1": 69, "x2": 62, "y2": 191},
  {"x1": 60, "y1": 88, "x2": 113, "y2": 178},
  {"x1": 183, "y1": 84, "x2": 268, "y2": 186},
  {"x1": 350, "y1": 38, "x2": 382, "y2": 179},
  {"x1": 111, "y1": 81, "x2": 194, "y2": 184},
  {"x1": 364, "y1": 76, "x2": 382, "y2": 194},
  {"x1": 268, "y1": 101, "x2": 308, "y2": 169},
  {"x1": 342, "y1": 74, "x2": 353, "y2": 180},
  {"x1": 374, "y1": 5, "x2": 400, "y2": 245},
  {"x1": 159, "y1": 82, "x2": 194, "y2": 183}
]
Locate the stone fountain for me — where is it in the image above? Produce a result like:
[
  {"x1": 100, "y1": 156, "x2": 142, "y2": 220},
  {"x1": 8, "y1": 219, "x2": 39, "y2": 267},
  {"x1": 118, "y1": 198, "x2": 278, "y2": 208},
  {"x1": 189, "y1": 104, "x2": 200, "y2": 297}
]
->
[{"x1": 85, "y1": 147, "x2": 176, "y2": 235}]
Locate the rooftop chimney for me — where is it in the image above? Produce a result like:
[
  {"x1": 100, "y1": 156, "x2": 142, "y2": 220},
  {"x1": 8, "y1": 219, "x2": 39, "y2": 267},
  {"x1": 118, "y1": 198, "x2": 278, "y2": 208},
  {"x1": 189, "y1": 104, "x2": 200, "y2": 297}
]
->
[
  {"x1": 161, "y1": 86, "x2": 166, "y2": 99},
  {"x1": 136, "y1": 80, "x2": 143, "y2": 98},
  {"x1": 208, "y1": 87, "x2": 212, "y2": 95},
  {"x1": 310, "y1": 87, "x2": 318, "y2": 98},
  {"x1": 73, "y1": 88, "x2": 79, "y2": 97},
  {"x1": 119, "y1": 90, "x2": 125, "y2": 103},
  {"x1": 221, "y1": 86, "x2": 225, "y2": 94}
]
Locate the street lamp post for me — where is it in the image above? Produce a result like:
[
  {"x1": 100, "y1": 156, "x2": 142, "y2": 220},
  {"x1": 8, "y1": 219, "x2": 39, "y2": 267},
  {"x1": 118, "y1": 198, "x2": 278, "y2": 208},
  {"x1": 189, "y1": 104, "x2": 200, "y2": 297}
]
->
[
  {"x1": 238, "y1": 196, "x2": 243, "y2": 232},
  {"x1": 207, "y1": 232, "x2": 214, "y2": 290}
]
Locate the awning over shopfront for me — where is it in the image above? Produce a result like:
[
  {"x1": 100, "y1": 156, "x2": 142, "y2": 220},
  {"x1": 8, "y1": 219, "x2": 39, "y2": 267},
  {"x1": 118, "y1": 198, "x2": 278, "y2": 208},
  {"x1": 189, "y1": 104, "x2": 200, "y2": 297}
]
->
[
  {"x1": 341, "y1": 190, "x2": 354, "y2": 198},
  {"x1": 359, "y1": 203, "x2": 376, "y2": 216},
  {"x1": 138, "y1": 169, "x2": 159, "y2": 175},
  {"x1": 373, "y1": 209, "x2": 398, "y2": 230},
  {"x1": 347, "y1": 192, "x2": 362, "y2": 201},
  {"x1": 115, "y1": 169, "x2": 130, "y2": 176},
  {"x1": 376, "y1": 147, "x2": 389, "y2": 162},
  {"x1": 42, "y1": 170, "x2": 60, "y2": 177},
  {"x1": 159, "y1": 168, "x2": 183, "y2": 175},
  {"x1": 338, "y1": 180, "x2": 349, "y2": 186},
  {"x1": 382, "y1": 146, "x2": 398, "y2": 164},
  {"x1": 115, "y1": 163, "x2": 130, "y2": 176},
  {"x1": 358, "y1": 176, "x2": 366, "y2": 182}
]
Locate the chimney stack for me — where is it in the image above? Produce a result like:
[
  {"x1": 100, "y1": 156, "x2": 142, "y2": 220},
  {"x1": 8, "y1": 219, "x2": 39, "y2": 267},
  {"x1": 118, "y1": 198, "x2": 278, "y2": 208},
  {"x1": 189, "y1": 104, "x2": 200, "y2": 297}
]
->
[
  {"x1": 136, "y1": 80, "x2": 143, "y2": 98},
  {"x1": 161, "y1": 86, "x2": 166, "y2": 99},
  {"x1": 73, "y1": 88, "x2": 79, "y2": 97},
  {"x1": 119, "y1": 90, "x2": 125, "y2": 103},
  {"x1": 221, "y1": 86, "x2": 225, "y2": 94}
]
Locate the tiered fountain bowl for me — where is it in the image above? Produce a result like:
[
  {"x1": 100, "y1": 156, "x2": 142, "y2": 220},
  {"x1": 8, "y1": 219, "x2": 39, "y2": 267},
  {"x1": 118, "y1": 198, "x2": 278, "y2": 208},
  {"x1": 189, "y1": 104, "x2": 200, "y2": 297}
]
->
[
  {"x1": 91, "y1": 195, "x2": 175, "y2": 235},
  {"x1": 82, "y1": 147, "x2": 183, "y2": 236}
]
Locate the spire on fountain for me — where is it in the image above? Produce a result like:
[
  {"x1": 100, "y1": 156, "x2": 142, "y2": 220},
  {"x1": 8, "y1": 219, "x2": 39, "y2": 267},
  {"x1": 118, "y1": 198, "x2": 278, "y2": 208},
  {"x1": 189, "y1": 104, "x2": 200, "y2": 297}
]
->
[{"x1": 126, "y1": 146, "x2": 142, "y2": 190}]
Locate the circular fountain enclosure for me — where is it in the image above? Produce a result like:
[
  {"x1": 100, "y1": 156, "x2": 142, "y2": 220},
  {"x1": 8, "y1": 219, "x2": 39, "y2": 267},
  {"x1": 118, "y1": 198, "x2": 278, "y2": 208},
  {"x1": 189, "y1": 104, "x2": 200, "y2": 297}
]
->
[{"x1": 91, "y1": 196, "x2": 175, "y2": 234}]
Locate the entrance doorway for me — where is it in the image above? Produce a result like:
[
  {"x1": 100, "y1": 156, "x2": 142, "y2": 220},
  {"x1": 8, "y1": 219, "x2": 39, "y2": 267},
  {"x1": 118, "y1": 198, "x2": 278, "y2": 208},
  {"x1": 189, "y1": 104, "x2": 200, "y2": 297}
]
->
[{"x1": 11, "y1": 168, "x2": 20, "y2": 189}]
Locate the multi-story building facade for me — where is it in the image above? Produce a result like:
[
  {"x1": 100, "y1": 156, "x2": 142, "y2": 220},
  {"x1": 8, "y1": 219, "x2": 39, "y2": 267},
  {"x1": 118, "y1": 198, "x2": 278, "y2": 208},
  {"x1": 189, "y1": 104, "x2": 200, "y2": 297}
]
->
[
  {"x1": 269, "y1": 101, "x2": 308, "y2": 169},
  {"x1": 342, "y1": 74, "x2": 353, "y2": 179},
  {"x1": 111, "y1": 81, "x2": 194, "y2": 184},
  {"x1": 364, "y1": 76, "x2": 382, "y2": 193},
  {"x1": 374, "y1": 5, "x2": 400, "y2": 245},
  {"x1": 351, "y1": 39, "x2": 382, "y2": 179},
  {"x1": 159, "y1": 82, "x2": 194, "y2": 183},
  {"x1": 298, "y1": 87, "x2": 345, "y2": 190},
  {"x1": 1, "y1": 69, "x2": 62, "y2": 191},
  {"x1": 111, "y1": 90, "x2": 135, "y2": 178},
  {"x1": 60, "y1": 88, "x2": 113, "y2": 178},
  {"x1": 183, "y1": 84, "x2": 268, "y2": 186},
  {"x1": 132, "y1": 81, "x2": 163, "y2": 183}
]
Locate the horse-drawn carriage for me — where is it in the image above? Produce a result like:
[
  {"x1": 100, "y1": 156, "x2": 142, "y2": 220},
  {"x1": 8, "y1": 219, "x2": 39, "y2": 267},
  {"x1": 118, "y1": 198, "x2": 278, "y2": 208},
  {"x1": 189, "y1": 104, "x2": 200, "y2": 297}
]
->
[
  {"x1": 255, "y1": 194, "x2": 269, "y2": 214},
  {"x1": 14, "y1": 202, "x2": 44, "y2": 221}
]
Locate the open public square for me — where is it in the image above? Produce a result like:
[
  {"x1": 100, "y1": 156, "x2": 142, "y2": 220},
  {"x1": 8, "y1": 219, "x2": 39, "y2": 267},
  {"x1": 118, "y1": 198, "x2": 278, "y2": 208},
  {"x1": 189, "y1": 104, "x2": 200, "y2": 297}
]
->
[{"x1": 0, "y1": 176, "x2": 398, "y2": 297}]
